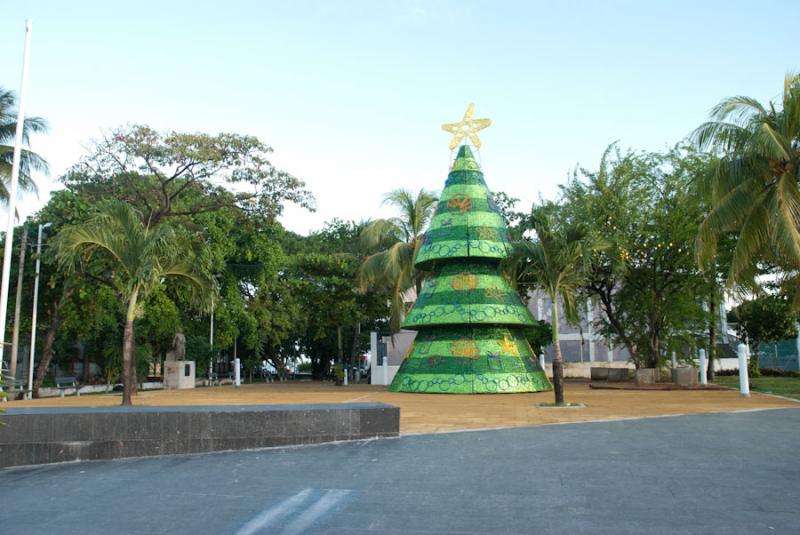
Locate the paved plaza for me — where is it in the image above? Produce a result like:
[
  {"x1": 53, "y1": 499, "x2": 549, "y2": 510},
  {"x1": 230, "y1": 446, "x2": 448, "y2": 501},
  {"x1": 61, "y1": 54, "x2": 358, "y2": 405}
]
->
[
  {"x1": 8, "y1": 382, "x2": 797, "y2": 434},
  {"x1": 2, "y1": 408, "x2": 799, "y2": 534}
]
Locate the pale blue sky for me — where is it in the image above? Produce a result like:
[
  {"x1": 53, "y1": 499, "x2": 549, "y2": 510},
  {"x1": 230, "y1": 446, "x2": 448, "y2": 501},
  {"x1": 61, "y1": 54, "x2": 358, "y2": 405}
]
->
[{"x1": 2, "y1": 1, "x2": 798, "y2": 234}]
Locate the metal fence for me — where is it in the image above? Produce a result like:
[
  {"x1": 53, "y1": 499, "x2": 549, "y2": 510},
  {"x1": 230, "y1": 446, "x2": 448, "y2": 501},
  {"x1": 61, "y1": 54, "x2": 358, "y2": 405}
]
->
[{"x1": 758, "y1": 338, "x2": 800, "y2": 371}]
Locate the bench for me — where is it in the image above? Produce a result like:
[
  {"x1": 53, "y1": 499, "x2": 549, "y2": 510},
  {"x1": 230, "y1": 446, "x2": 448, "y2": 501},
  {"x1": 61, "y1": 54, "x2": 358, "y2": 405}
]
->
[
  {"x1": 55, "y1": 376, "x2": 78, "y2": 397},
  {"x1": 1, "y1": 379, "x2": 29, "y2": 402},
  {"x1": 590, "y1": 367, "x2": 630, "y2": 382}
]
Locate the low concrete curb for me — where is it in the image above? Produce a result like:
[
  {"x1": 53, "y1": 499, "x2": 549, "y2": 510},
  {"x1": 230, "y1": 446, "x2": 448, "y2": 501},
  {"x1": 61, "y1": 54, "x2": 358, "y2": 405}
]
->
[{"x1": 0, "y1": 403, "x2": 399, "y2": 468}]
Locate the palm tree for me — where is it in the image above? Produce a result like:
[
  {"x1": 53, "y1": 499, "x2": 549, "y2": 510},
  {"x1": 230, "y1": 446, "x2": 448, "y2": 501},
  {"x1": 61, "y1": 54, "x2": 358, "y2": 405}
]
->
[
  {"x1": 358, "y1": 188, "x2": 437, "y2": 331},
  {"x1": 692, "y1": 73, "x2": 800, "y2": 299},
  {"x1": 515, "y1": 205, "x2": 598, "y2": 404},
  {"x1": 0, "y1": 87, "x2": 48, "y2": 201},
  {"x1": 54, "y1": 201, "x2": 211, "y2": 405}
]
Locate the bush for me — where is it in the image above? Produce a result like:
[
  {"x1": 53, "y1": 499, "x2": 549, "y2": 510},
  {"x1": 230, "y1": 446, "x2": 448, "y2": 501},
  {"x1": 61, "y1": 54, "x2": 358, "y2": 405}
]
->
[
  {"x1": 334, "y1": 363, "x2": 344, "y2": 386},
  {"x1": 748, "y1": 353, "x2": 761, "y2": 377},
  {"x1": 712, "y1": 367, "x2": 799, "y2": 378},
  {"x1": 759, "y1": 368, "x2": 800, "y2": 378}
]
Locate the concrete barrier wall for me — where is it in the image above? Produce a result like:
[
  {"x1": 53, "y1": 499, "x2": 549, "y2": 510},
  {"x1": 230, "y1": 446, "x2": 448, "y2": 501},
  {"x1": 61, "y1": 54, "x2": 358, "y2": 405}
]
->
[
  {"x1": 541, "y1": 361, "x2": 634, "y2": 379},
  {"x1": 542, "y1": 358, "x2": 743, "y2": 379},
  {"x1": 0, "y1": 403, "x2": 399, "y2": 469}
]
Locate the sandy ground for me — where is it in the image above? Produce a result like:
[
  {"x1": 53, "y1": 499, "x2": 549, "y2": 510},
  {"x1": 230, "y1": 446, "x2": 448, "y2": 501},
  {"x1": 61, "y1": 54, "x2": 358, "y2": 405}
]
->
[{"x1": 7, "y1": 381, "x2": 798, "y2": 434}]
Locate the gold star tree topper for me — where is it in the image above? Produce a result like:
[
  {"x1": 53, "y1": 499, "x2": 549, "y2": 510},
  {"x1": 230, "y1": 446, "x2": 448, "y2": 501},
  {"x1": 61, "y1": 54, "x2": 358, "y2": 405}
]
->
[{"x1": 442, "y1": 103, "x2": 492, "y2": 150}]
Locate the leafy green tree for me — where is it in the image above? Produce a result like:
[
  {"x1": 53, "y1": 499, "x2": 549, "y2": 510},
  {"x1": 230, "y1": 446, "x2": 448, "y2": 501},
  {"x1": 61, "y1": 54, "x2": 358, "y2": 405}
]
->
[
  {"x1": 53, "y1": 201, "x2": 211, "y2": 405},
  {"x1": 515, "y1": 204, "x2": 597, "y2": 404},
  {"x1": 358, "y1": 188, "x2": 437, "y2": 331},
  {"x1": 0, "y1": 87, "x2": 48, "y2": 201},
  {"x1": 730, "y1": 294, "x2": 798, "y2": 350},
  {"x1": 491, "y1": 191, "x2": 526, "y2": 238},
  {"x1": 63, "y1": 124, "x2": 314, "y2": 225},
  {"x1": 29, "y1": 190, "x2": 101, "y2": 396},
  {"x1": 295, "y1": 219, "x2": 389, "y2": 380},
  {"x1": 693, "y1": 73, "x2": 800, "y2": 306},
  {"x1": 558, "y1": 145, "x2": 710, "y2": 369}
]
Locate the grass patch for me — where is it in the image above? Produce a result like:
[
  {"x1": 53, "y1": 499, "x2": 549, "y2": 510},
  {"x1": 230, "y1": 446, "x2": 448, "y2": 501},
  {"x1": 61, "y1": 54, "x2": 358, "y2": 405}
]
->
[{"x1": 715, "y1": 376, "x2": 800, "y2": 400}]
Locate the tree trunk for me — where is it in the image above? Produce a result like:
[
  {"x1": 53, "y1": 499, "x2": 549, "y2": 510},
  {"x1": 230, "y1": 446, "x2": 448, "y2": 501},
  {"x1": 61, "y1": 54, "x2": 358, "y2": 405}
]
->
[
  {"x1": 10, "y1": 229, "x2": 27, "y2": 380},
  {"x1": 647, "y1": 302, "x2": 662, "y2": 369},
  {"x1": 349, "y1": 322, "x2": 361, "y2": 369},
  {"x1": 551, "y1": 298, "x2": 565, "y2": 404},
  {"x1": 79, "y1": 340, "x2": 91, "y2": 383},
  {"x1": 333, "y1": 325, "x2": 344, "y2": 386},
  {"x1": 32, "y1": 287, "x2": 71, "y2": 398},
  {"x1": 595, "y1": 285, "x2": 641, "y2": 366},
  {"x1": 121, "y1": 289, "x2": 139, "y2": 406}
]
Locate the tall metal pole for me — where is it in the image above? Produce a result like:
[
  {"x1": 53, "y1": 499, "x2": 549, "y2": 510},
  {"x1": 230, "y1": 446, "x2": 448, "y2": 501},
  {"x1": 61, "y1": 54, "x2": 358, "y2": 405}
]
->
[
  {"x1": 0, "y1": 20, "x2": 33, "y2": 370},
  {"x1": 26, "y1": 223, "x2": 46, "y2": 399}
]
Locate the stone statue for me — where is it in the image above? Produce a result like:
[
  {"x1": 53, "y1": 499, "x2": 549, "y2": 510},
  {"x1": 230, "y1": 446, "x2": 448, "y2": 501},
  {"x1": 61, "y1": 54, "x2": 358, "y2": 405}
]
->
[{"x1": 165, "y1": 332, "x2": 187, "y2": 362}]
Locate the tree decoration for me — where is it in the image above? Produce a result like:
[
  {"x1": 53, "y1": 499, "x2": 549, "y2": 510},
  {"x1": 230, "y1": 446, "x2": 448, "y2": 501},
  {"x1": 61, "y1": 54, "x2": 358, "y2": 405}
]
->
[{"x1": 441, "y1": 103, "x2": 492, "y2": 150}]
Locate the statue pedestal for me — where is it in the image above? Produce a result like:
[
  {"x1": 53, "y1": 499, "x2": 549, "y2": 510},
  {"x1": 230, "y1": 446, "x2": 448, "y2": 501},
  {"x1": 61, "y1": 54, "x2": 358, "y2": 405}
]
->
[{"x1": 164, "y1": 360, "x2": 195, "y2": 390}]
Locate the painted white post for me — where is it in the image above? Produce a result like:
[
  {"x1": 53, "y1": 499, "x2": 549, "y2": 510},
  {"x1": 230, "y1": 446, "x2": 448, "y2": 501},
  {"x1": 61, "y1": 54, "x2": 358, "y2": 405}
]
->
[
  {"x1": 607, "y1": 340, "x2": 613, "y2": 362},
  {"x1": 234, "y1": 358, "x2": 241, "y2": 388},
  {"x1": 539, "y1": 352, "x2": 546, "y2": 369},
  {"x1": 671, "y1": 351, "x2": 677, "y2": 369},
  {"x1": 343, "y1": 365, "x2": 348, "y2": 386},
  {"x1": 737, "y1": 343, "x2": 750, "y2": 397},
  {"x1": 698, "y1": 349, "x2": 707, "y2": 385},
  {"x1": 26, "y1": 223, "x2": 47, "y2": 399},
  {"x1": 0, "y1": 20, "x2": 33, "y2": 371},
  {"x1": 382, "y1": 357, "x2": 388, "y2": 385},
  {"x1": 370, "y1": 331, "x2": 378, "y2": 370}
]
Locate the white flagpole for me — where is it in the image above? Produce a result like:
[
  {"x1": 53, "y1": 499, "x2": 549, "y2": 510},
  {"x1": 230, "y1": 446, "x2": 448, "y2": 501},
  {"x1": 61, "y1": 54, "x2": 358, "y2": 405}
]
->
[{"x1": 0, "y1": 19, "x2": 33, "y2": 373}]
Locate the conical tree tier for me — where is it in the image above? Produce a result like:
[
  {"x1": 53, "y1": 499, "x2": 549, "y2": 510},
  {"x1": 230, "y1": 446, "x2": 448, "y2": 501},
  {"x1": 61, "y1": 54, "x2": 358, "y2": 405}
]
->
[
  {"x1": 415, "y1": 145, "x2": 513, "y2": 268},
  {"x1": 388, "y1": 326, "x2": 550, "y2": 394},
  {"x1": 391, "y1": 140, "x2": 550, "y2": 395},
  {"x1": 404, "y1": 260, "x2": 533, "y2": 328}
]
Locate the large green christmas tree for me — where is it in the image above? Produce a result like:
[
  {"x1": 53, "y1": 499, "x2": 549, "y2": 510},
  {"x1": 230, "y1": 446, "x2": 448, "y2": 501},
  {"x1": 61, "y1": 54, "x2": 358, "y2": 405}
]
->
[{"x1": 389, "y1": 119, "x2": 552, "y2": 394}]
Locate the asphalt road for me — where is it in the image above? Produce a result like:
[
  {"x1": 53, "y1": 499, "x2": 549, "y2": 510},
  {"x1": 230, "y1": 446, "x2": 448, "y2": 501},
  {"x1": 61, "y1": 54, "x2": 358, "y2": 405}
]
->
[{"x1": 2, "y1": 408, "x2": 798, "y2": 534}]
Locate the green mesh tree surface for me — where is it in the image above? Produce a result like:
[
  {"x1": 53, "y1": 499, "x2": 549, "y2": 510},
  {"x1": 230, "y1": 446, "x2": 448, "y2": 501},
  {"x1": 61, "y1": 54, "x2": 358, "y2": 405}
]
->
[{"x1": 389, "y1": 145, "x2": 552, "y2": 394}]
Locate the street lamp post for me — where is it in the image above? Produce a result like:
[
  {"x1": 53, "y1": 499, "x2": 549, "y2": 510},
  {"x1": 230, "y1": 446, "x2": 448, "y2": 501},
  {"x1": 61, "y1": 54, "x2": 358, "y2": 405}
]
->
[{"x1": 26, "y1": 222, "x2": 50, "y2": 399}]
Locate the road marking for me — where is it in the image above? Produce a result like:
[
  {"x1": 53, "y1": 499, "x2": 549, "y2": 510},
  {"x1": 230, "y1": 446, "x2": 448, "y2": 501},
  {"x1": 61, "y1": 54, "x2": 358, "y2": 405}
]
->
[
  {"x1": 279, "y1": 489, "x2": 351, "y2": 535},
  {"x1": 236, "y1": 488, "x2": 313, "y2": 535}
]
